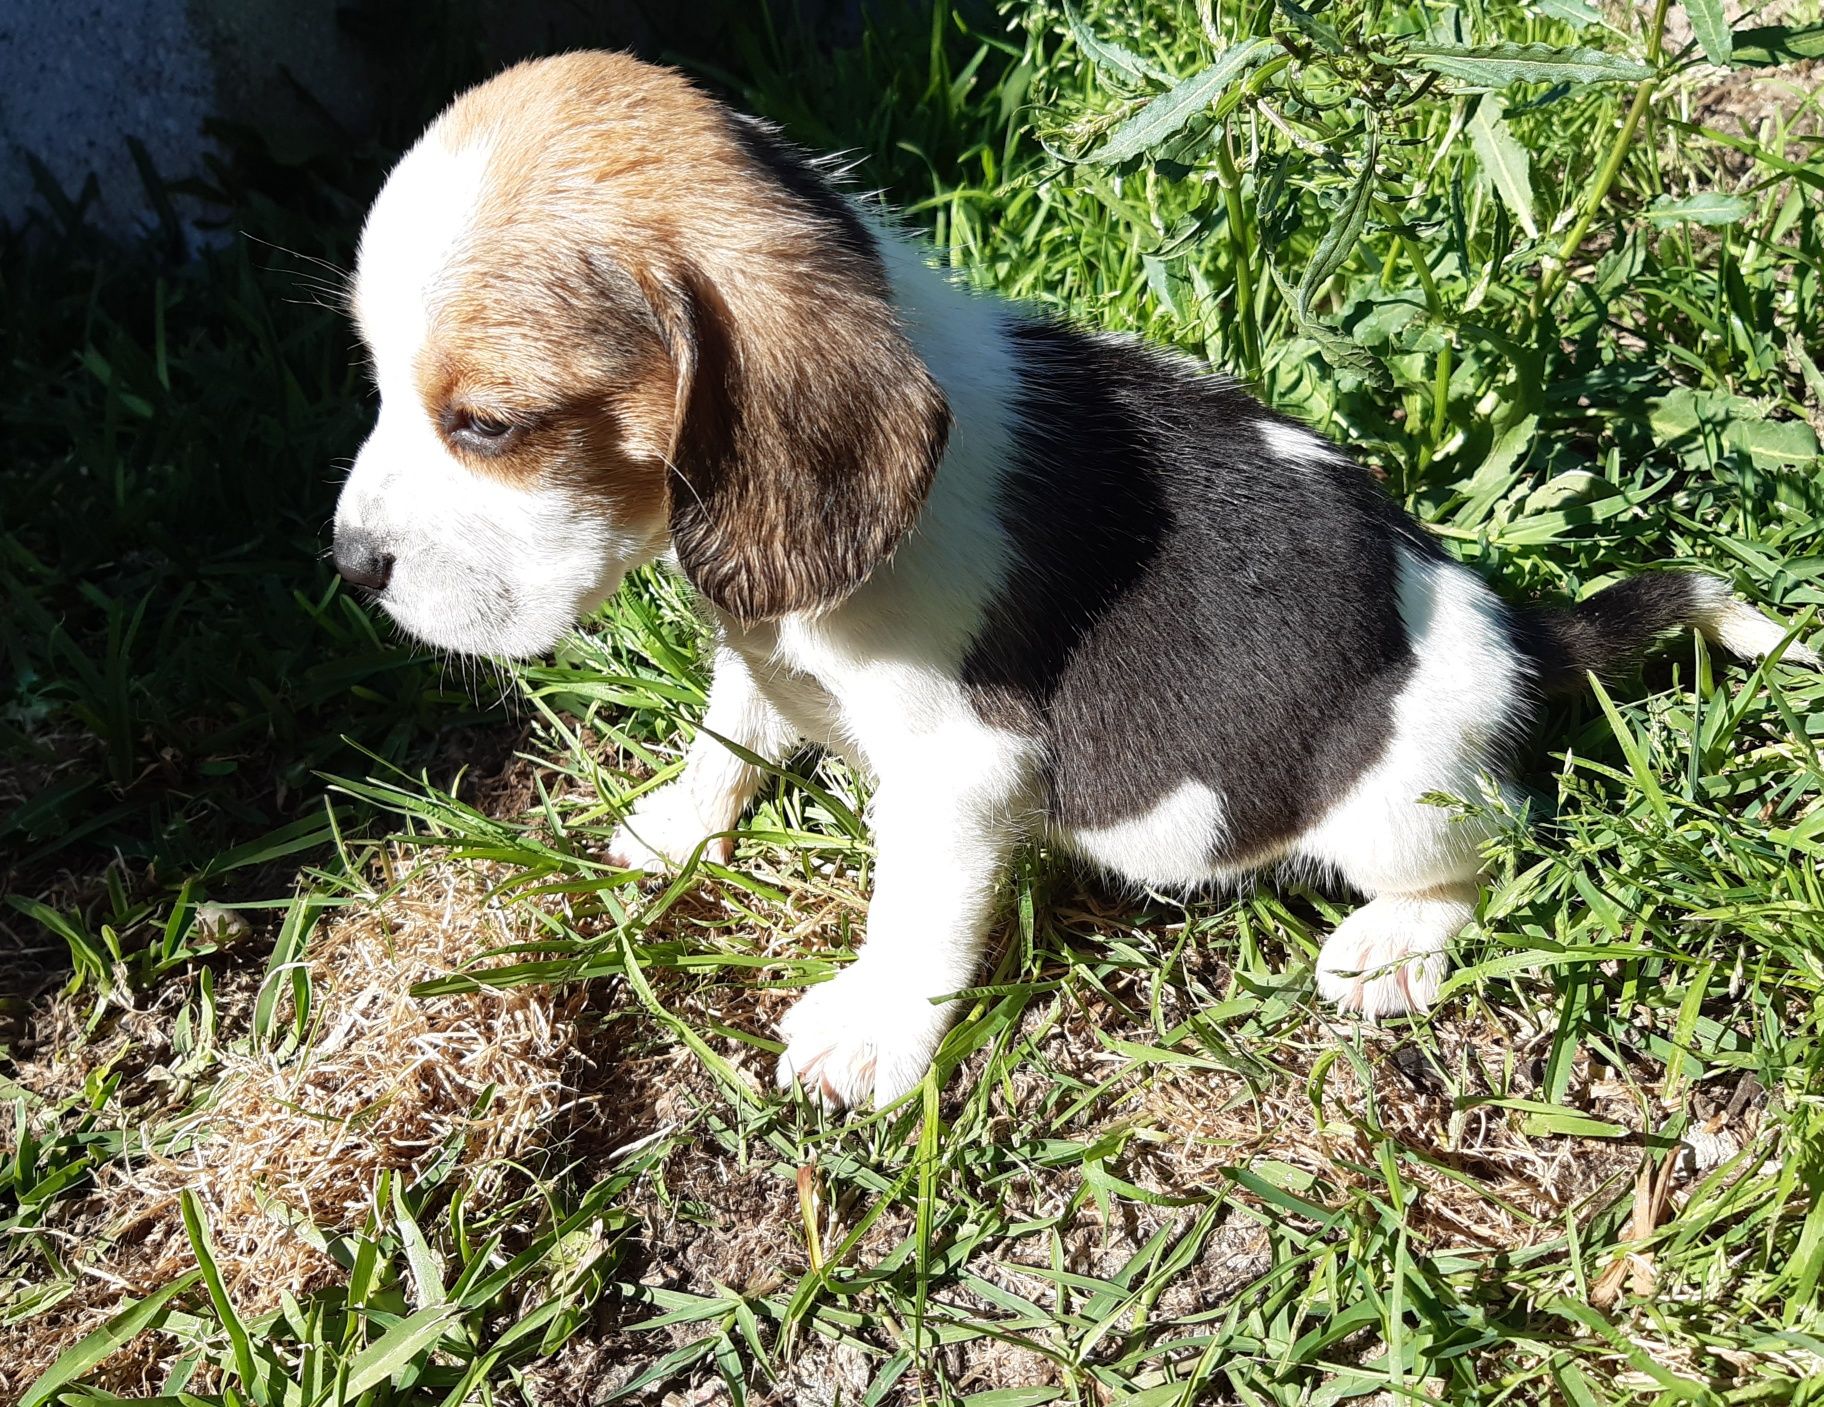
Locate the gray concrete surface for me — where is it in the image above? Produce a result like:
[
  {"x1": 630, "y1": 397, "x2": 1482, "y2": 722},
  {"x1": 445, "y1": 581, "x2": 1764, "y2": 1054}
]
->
[
  {"x1": 0, "y1": 0, "x2": 866, "y2": 238},
  {"x1": 2, "y1": 1, "x2": 224, "y2": 236}
]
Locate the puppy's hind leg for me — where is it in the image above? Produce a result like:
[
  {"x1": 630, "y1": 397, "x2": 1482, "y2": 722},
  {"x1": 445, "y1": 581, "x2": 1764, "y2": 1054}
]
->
[
  {"x1": 1298, "y1": 546, "x2": 1523, "y2": 1018},
  {"x1": 1301, "y1": 791, "x2": 1494, "y2": 1020}
]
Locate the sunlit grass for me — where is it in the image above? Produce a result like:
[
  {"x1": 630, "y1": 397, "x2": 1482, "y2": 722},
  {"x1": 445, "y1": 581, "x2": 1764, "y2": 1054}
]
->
[{"x1": 5, "y1": 0, "x2": 1824, "y2": 1401}]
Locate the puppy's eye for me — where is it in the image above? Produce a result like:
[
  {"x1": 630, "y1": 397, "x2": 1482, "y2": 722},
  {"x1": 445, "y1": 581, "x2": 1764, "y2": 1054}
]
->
[
  {"x1": 463, "y1": 412, "x2": 514, "y2": 439},
  {"x1": 442, "y1": 406, "x2": 524, "y2": 453}
]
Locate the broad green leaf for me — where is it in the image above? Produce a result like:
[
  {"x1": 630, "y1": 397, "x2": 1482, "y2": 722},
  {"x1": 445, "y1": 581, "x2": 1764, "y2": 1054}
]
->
[
  {"x1": 1297, "y1": 125, "x2": 1380, "y2": 313},
  {"x1": 1730, "y1": 21, "x2": 1824, "y2": 66},
  {"x1": 1645, "y1": 191, "x2": 1750, "y2": 225},
  {"x1": 1063, "y1": 5, "x2": 1167, "y2": 82},
  {"x1": 1651, "y1": 387, "x2": 1821, "y2": 465},
  {"x1": 1086, "y1": 38, "x2": 1278, "y2": 163},
  {"x1": 1493, "y1": 474, "x2": 1669, "y2": 543},
  {"x1": 1141, "y1": 253, "x2": 1181, "y2": 318},
  {"x1": 1519, "y1": 1109, "x2": 1633, "y2": 1138},
  {"x1": 1469, "y1": 95, "x2": 1537, "y2": 237},
  {"x1": 1295, "y1": 320, "x2": 1394, "y2": 390},
  {"x1": 1522, "y1": 468, "x2": 1608, "y2": 514},
  {"x1": 1407, "y1": 42, "x2": 1653, "y2": 87},
  {"x1": 1684, "y1": 0, "x2": 1732, "y2": 63},
  {"x1": 342, "y1": 1305, "x2": 463, "y2": 1397},
  {"x1": 1648, "y1": 386, "x2": 1710, "y2": 440},
  {"x1": 1458, "y1": 1096, "x2": 1631, "y2": 1137},
  {"x1": 1534, "y1": 0, "x2": 1601, "y2": 26},
  {"x1": 1724, "y1": 417, "x2": 1820, "y2": 466},
  {"x1": 391, "y1": 1178, "x2": 448, "y2": 1309},
  {"x1": 1453, "y1": 413, "x2": 1539, "y2": 527}
]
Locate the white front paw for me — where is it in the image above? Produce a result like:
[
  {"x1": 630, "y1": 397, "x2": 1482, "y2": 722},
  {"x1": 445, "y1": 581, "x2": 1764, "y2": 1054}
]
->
[
  {"x1": 776, "y1": 967, "x2": 954, "y2": 1110},
  {"x1": 605, "y1": 784, "x2": 733, "y2": 872}
]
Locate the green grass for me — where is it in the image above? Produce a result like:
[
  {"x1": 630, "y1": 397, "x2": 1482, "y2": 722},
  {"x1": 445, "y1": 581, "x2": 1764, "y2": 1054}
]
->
[{"x1": 6, "y1": 0, "x2": 1824, "y2": 1402}]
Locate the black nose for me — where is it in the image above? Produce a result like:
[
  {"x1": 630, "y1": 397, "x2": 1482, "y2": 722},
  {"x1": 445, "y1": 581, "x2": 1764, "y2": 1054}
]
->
[{"x1": 333, "y1": 529, "x2": 394, "y2": 593}]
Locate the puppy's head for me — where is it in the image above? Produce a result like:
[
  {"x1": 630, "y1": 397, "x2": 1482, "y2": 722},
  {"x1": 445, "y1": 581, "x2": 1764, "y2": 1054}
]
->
[{"x1": 332, "y1": 52, "x2": 950, "y2": 656}]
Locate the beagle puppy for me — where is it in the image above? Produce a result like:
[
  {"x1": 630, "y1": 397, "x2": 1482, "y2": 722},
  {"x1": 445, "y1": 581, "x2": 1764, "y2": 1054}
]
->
[{"x1": 331, "y1": 52, "x2": 1817, "y2": 1108}]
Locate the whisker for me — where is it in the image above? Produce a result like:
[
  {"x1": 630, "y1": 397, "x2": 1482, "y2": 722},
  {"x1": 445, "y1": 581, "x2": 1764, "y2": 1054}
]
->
[{"x1": 242, "y1": 230, "x2": 353, "y2": 282}]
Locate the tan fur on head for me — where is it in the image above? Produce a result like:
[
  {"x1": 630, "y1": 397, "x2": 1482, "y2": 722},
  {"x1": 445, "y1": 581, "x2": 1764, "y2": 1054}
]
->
[{"x1": 431, "y1": 52, "x2": 951, "y2": 622}]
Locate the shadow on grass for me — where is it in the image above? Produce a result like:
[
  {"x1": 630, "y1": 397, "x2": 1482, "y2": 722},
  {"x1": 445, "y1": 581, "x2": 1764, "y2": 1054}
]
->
[{"x1": 0, "y1": 6, "x2": 587, "y2": 1008}]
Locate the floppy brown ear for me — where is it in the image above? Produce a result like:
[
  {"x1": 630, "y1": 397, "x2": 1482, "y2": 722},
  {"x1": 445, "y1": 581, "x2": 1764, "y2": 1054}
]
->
[{"x1": 645, "y1": 221, "x2": 951, "y2": 623}]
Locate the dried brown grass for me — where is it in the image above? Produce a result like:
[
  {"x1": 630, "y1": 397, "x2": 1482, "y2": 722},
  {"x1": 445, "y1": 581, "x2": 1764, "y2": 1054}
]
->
[
  {"x1": 1140, "y1": 1020, "x2": 1646, "y2": 1248},
  {"x1": 1, "y1": 850, "x2": 585, "y2": 1400}
]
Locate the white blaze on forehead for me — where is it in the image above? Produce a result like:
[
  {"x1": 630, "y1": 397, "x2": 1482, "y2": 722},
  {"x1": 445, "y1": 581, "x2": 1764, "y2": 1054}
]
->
[{"x1": 355, "y1": 132, "x2": 495, "y2": 384}]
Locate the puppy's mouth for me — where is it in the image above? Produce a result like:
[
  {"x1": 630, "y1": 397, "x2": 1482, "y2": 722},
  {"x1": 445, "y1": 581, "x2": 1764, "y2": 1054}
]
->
[
  {"x1": 328, "y1": 509, "x2": 644, "y2": 661},
  {"x1": 381, "y1": 580, "x2": 549, "y2": 659},
  {"x1": 332, "y1": 543, "x2": 504, "y2": 655}
]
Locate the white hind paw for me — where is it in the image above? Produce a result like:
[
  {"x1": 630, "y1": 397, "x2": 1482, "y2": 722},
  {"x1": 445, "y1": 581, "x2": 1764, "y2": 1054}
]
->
[{"x1": 1315, "y1": 890, "x2": 1475, "y2": 1021}]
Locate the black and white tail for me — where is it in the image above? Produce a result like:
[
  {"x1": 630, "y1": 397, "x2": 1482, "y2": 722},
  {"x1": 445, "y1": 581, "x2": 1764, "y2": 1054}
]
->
[{"x1": 1522, "y1": 573, "x2": 1819, "y2": 695}]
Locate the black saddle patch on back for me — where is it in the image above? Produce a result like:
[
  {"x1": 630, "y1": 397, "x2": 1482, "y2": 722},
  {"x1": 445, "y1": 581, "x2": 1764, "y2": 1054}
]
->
[{"x1": 962, "y1": 318, "x2": 1430, "y2": 865}]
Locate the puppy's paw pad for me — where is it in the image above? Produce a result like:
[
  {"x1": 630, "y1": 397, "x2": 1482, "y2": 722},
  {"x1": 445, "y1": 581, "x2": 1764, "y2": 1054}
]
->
[
  {"x1": 605, "y1": 786, "x2": 732, "y2": 872},
  {"x1": 775, "y1": 972, "x2": 948, "y2": 1111}
]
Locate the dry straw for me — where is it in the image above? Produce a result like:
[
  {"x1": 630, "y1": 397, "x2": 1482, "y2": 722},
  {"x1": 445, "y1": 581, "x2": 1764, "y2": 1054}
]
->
[{"x1": 3, "y1": 850, "x2": 584, "y2": 1397}]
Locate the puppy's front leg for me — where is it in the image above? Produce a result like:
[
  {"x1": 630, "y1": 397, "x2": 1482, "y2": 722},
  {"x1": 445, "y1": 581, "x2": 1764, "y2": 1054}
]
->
[
  {"x1": 777, "y1": 754, "x2": 1028, "y2": 1108},
  {"x1": 607, "y1": 644, "x2": 796, "y2": 870}
]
